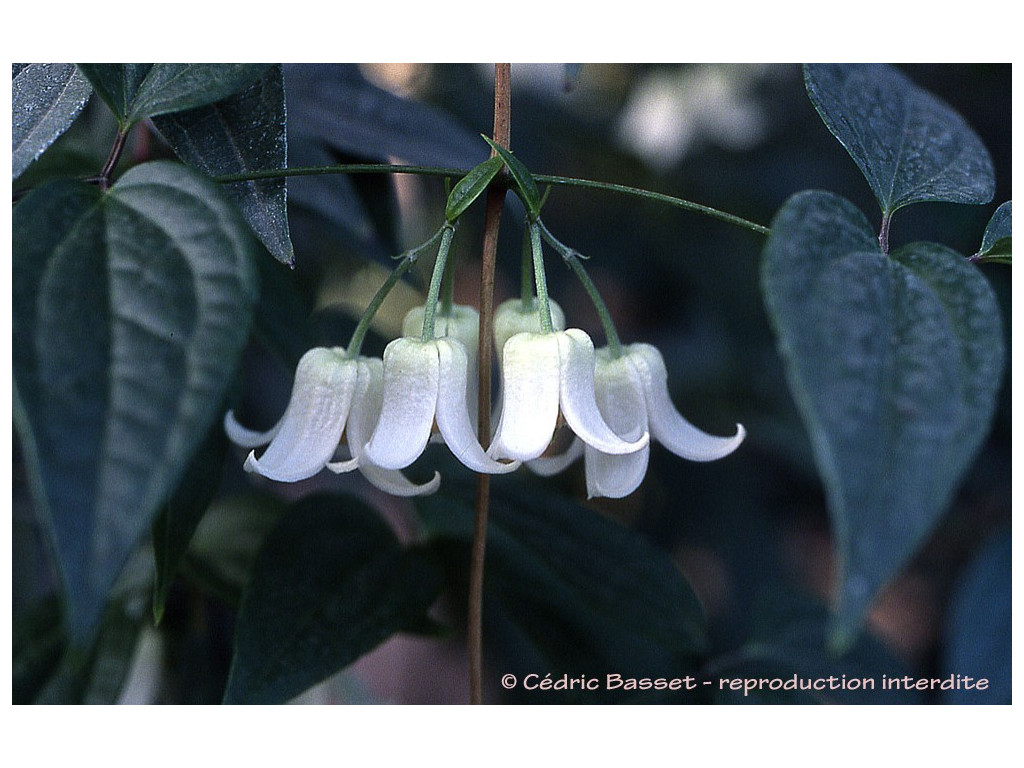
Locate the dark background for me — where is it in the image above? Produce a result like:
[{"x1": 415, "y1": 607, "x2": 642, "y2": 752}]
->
[{"x1": 13, "y1": 63, "x2": 1011, "y2": 704}]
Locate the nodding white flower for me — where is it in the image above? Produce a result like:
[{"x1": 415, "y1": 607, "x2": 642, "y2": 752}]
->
[
  {"x1": 489, "y1": 297, "x2": 565, "y2": 425},
  {"x1": 493, "y1": 297, "x2": 565, "y2": 352},
  {"x1": 363, "y1": 336, "x2": 519, "y2": 475},
  {"x1": 224, "y1": 347, "x2": 439, "y2": 497},
  {"x1": 402, "y1": 303, "x2": 480, "y2": 356},
  {"x1": 488, "y1": 328, "x2": 650, "y2": 462},
  {"x1": 402, "y1": 304, "x2": 480, "y2": 424},
  {"x1": 530, "y1": 343, "x2": 745, "y2": 498}
]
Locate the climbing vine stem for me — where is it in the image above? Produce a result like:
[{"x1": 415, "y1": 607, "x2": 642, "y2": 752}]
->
[{"x1": 469, "y1": 62, "x2": 511, "y2": 706}]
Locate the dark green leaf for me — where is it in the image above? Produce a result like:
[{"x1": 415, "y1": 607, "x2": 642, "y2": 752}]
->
[
  {"x1": 13, "y1": 595, "x2": 66, "y2": 703},
  {"x1": 418, "y1": 480, "x2": 706, "y2": 700},
  {"x1": 222, "y1": 494, "x2": 443, "y2": 704},
  {"x1": 251, "y1": 253, "x2": 319, "y2": 370},
  {"x1": 975, "y1": 254, "x2": 1012, "y2": 266},
  {"x1": 74, "y1": 64, "x2": 151, "y2": 123},
  {"x1": 710, "y1": 587, "x2": 922, "y2": 704},
  {"x1": 151, "y1": 413, "x2": 231, "y2": 625},
  {"x1": 445, "y1": 155, "x2": 503, "y2": 222},
  {"x1": 941, "y1": 531, "x2": 1010, "y2": 704},
  {"x1": 152, "y1": 65, "x2": 293, "y2": 264},
  {"x1": 19, "y1": 563, "x2": 152, "y2": 704},
  {"x1": 286, "y1": 140, "x2": 381, "y2": 253},
  {"x1": 182, "y1": 493, "x2": 286, "y2": 607},
  {"x1": 761, "y1": 190, "x2": 1004, "y2": 647},
  {"x1": 483, "y1": 135, "x2": 542, "y2": 217},
  {"x1": 77, "y1": 64, "x2": 271, "y2": 125},
  {"x1": 803, "y1": 64, "x2": 995, "y2": 215},
  {"x1": 78, "y1": 602, "x2": 149, "y2": 703},
  {"x1": 13, "y1": 63, "x2": 93, "y2": 179},
  {"x1": 285, "y1": 64, "x2": 485, "y2": 168},
  {"x1": 13, "y1": 162, "x2": 260, "y2": 643},
  {"x1": 976, "y1": 200, "x2": 1011, "y2": 263}
]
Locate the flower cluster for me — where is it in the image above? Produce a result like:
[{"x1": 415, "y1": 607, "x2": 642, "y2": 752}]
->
[{"x1": 226, "y1": 298, "x2": 744, "y2": 498}]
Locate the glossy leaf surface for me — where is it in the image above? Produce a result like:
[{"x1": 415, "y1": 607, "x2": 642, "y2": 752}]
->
[
  {"x1": 13, "y1": 63, "x2": 93, "y2": 179},
  {"x1": 153, "y1": 65, "x2": 293, "y2": 264},
  {"x1": 761, "y1": 190, "x2": 1004, "y2": 645},
  {"x1": 77, "y1": 64, "x2": 271, "y2": 124},
  {"x1": 804, "y1": 64, "x2": 995, "y2": 214},
  {"x1": 13, "y1": 162, "x2": 259, "y2": 642}
]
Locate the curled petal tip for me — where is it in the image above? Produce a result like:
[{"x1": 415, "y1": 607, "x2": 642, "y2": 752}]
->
[
  {"x1": 527, "y1": 438, "x2": 584, "y2": 477},
  {"x1": 242, "y1": 449, "x2": 260, "y2": 474},
  {"x1": 361, "y1": 466, "x2": 442, "y2": 497},
  {"x1": 326, "y1": 456, "x2": 360, "y2": 474},
  {"x1": 225, "y1": 409, "x2": 280, "y2": 448},
  {"x1": 243, "y1": 449, "x2": 318, "y2": 483}
]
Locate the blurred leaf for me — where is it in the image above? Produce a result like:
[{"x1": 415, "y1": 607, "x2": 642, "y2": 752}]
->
[
  {"x1": 709, "y1": 587, "x2": 922, "y2": 704},
  {"x1": 252, "y1": 253, "x2": 319, "y2": 370},
  {"x1": 941, "y1": 531, "x2": 1010, "y2": 704},
  {"x1": 445, "y1": 155, "x2": 502, "y2": 222},
  {"x1": 287, "y1": 139, "x2": 381, "y2": 252},
  {"x1": 13, "y1": 161, "x2": 260, "y2": 643},
  {"x1": 77, "y1": 64, "x2": 271, "y2": 125},
  {"x1": 19, "y1": 574, "x2": 151, "y2": 704},
  {"x1": 12, "y1": 63, "x2": 93, "y2": 179},
  {"x1": 13, "y1": 595, "x2": 66, "y2": 704},
  {"x1": 562, "y1": 64, "x2": 583, "y2": 92},
  {"x1": 483, "y1": 136, "x2": 542, "y2": 217},
  {"x1": 222, "y1": 494, "x2": 444, "y2": 704},
  {"x1": 419, "y1": 480, "x2": 706, "y2": 701},
  {"x1": 803, "y1": 64, "x2": 995, "y2": 215},
  {"x1": 761, "y1": 190, "x2": 1004, "y2": 647},
  {"x1": 78, "y1": 600, "x2": 148, "y2": 703},
  {"x1": 182, "y1": 493, "x2": 286, "y2": 607},
  {"x1": 975, "y1": 200, "x2": 1011, "y2": 264},
  {"x1": 151, "y1": 414, "x2": 231, "y2": 625},
  {"x1": 284, "y1": 64, "x2": 486, "y2": 168},
  {"x1": 153, "y1": 65, "x2": 293, "y2": 264}
]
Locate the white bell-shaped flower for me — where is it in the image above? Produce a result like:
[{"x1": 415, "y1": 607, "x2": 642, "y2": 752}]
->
[
  {"x1": 490, "y1": 298, "x2": 565, "y2": 426},
  {"x1": 529, "y1": 343, "x2": 745, "y2": 498},
  {"x1": 362, "y1": 336, "x2": 519, "y2": 475},
  {"x1": 402, "y1": 303, "x2": 480, "y2": 355},
  {"x1": 402, "y1": 303, "x2": 480, "y2": 426},
  {"x1": 224, "y1": 347, "x2": 439, "y2": 496},
  {"x1": 488, "y1": 328, "x2": 649, "y2": 462},
  {"x1": 493, "y1": 297, "x2": 565, "y2": 352}
]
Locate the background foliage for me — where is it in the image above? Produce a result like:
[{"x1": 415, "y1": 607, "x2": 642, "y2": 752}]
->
[{"x1": 12, "y1": 63, "x2": 1011, "y2": 704}]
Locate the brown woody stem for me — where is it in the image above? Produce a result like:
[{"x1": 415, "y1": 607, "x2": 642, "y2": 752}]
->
[{"x1": 469, "y1": 62, "x2": 511, "y2": 705}]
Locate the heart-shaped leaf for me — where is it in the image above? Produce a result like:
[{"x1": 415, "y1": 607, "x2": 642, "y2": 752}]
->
[
  {"x1": 222, "y1": 494, "x2": 444, "y2": 704},
  {"x1": 13, "y1": 161, "x2": 259, "y2": 644},
  {"x1": 803, "y1": 64, "x2": 995, "y2": 215},
  {"x1": 13, "y1": 63, "x2": 93, "y2": 179},
  {"x1": 761, "y1": 190, "x2": 1004, "y2": 646},
  {"x1": 152, "y1": 65, "x2": 293, "y2": 264},
  {"x1": 77, "y1": 64, "x2": 271, "y2": 125}
]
